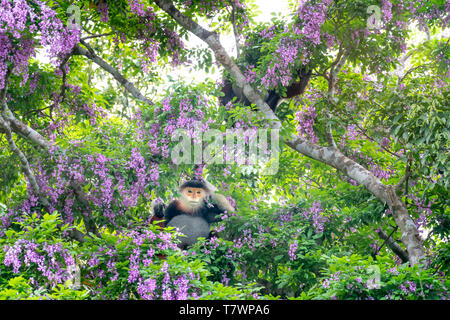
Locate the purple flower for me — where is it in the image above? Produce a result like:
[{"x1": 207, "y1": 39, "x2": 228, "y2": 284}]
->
[
  {"x1": 381, "y1": 0, "x2": 392, "y2": 23},
  {"x1": 288, "y1": 241, "x2": 298, "y2": 261},
  {"x1": 303, "y1": 201, "x2": 328, "y2": 233},
  {"x1": 137, "y1": 278, "x2": 157, "y2": 300},
  {"x1": 97, "y1": 1, "x2": 109, "y2": 22},
  {"x1": 295, "y1": 105, "x2": 318, "y2": 144},
  {"x1": 3, "y1": 242, "x2": 23, "y2": 273}
]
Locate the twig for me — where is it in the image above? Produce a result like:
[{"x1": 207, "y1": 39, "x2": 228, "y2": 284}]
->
[
  {"x1": 376, "y1": 227, "x2": 409, "y2": 263},
  {"x1": 398, "y1": 64, "x2": 430, "y2": 84},
  {"x1": 394, "y1": 155, "x2": 411, "y2": 191},
  {"x1": 324, "y1": 49, "x2": 348, "y2": 150},
  {"x1": 73, "y1": 41, "x2": 153, "y2": 106},
  {"x1": 1, "y1": 82, "x2": 94, "y2": 242},
  {"x1": 0, "y1": 114, "x2": 50, "y2": 208},
  {"x1": 81, "y1": 32, "x2": 114, "y2": 41}
]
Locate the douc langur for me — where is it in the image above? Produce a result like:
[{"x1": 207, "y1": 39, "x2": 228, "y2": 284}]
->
[{"x1": 150, "y1": 179, "x2": 235, "y2": 249}]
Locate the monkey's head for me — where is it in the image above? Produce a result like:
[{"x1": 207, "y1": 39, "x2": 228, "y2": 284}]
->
[{"x1": 179, "y1": 180, "x2": 210, "y2": 212}]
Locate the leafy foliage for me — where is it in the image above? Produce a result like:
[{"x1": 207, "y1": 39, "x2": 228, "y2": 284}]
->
[{"x1": 0, "y1": 0, "x2": 448, "y2": 300}]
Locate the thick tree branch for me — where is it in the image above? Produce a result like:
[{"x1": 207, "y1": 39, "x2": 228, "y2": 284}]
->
[
  {"x1": 70, "y1": 181, "x2": 101, "y2": 237},
  {"x1": 398, "y1": 64, "x2": 430, "y2": 84},
  {"x1": 72, "y1": 41, "x2": 153, "y2": 106},
  {"x1": 376, "y1": 228, "x2": 409, "y2": 263},
  {"x1": 49, "y1": 54, "x2": 73, "y2": 119},
  {"x1": 324, "y1": 125, "x2": 337, "y2": 150},
  {"x1": 385, "y1": 185, "x2": 424, "y2": 265},
  {"x1": 1, "y1": 91, "x2": 96, "y2": 241},
  {"x1": 394, "y1": 158, "x2": 411, "y2": 192},
  {"x1": 0, "y1": 114, "x2": 50, "y2": 208}
]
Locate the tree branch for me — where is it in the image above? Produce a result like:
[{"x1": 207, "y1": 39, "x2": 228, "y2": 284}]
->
[
  {"x1": 0, "y1": 70, "x2": 49, "y2": 209},
  {"x1": 0, "y1": 114, "x2": 50, "y2": 208},
  {"x1": 394, "y1": 157, "x2": 411, "y2": 192},
  {"x1": 327, "y1": 104, "x2": 402, "y2": 159},
  {"x1": 376, "y1": 228, "x2": 409, "y2": 263},
  {"x1": 1, "y1": 90, "x2": 96, "y2": 241},
  {"x1": 153, "y1": 0, "x2": 392, "y2": 200},
  {"x1": 72, "y1": 41, "x2": 153, "y2": 106},
  {"x1": 153, "y1": 0, "x2": 281, "y2": 128},
  {"x1": 81, "y1": 32, "x2": 114, "y2": 41}
]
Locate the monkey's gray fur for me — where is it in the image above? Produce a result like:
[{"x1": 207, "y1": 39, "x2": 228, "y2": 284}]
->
[{"x1": 167, "y1": 215, "x2": 211, "y2": 248}]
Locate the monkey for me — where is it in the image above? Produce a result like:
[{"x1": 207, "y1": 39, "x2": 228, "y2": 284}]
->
[
  {"x1": 219, "y1": 68, "x2": 312, "y2": 113},
  {"x1": 150, "y1": 179, "x2": 235, "y2": 249}
]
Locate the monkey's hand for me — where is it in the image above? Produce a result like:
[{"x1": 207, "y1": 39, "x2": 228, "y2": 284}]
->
[
  {"x1": 151, "y1": 199, "x2": 166, "y2": 218},
  {"x1": 204, "y1": 179, "x2": 218, "y2": 194},
  {"x1": 210, "y1": 193, "x2": 235, "y2": 213}
]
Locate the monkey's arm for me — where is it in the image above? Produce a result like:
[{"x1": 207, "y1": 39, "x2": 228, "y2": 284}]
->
[
  {"x1": 163, "y1": 200, "x2": 182, "y2": 224},
  {"x1": 151, "y1": 200, "x2": 166, "y2": 218},
  {"x1": 210, "y1": 193, "x2": 235, "y2": 213},
  {"x1": 204, "y1": 180, "x2": 235, "y2": 214},
  {"x1": 202, "y1": 194, "x2": 234, "y2": 224}
]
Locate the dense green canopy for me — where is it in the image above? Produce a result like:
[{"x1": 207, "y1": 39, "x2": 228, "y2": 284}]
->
[{"x1": 0, "y1": 0, "x2": 448, "y2": 300}]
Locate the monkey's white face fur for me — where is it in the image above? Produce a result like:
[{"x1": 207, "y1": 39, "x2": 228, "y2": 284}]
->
[{"x1": 179, "y1": 187, "x2": 208, "y2": 212}]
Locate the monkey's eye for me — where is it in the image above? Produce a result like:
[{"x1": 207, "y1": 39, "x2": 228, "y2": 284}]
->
[
  {"x1": 187, "y1": 190, "x2": 192, "y2": 193},
  {"x1": 197, "y1": 191, "x2": 201, "y2": 194}
]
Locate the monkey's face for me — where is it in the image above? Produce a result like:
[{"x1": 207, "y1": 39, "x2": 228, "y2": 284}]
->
[{"x1": 180, "y1": 187, "x2": 206, "y2": 210}]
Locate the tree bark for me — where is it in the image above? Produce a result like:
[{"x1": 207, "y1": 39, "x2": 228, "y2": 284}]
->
[
  {"x1": 73, "y1": 42, "x2": 153, "y2": 106},
  {"x1": 376, "y1": 228, "x2": 409, "y2": 264},
  {"x1": 154, "y1": 0, "x2": 426, "y2": 265},
  {"x1": 0, "y1": 114, "x2": 50, "y2": 208},
  {"x1": 3, "y1": 107, "x2": 52, "y2": 150},
  {"x1": 1, "y1": 87, "x2": 96, "y2": 242}
]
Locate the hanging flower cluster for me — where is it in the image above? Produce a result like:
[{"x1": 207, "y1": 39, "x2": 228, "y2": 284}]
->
[{"x1": 0, "y1": 0, "x2": 80, "y2": 88}]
